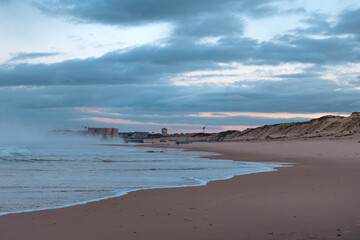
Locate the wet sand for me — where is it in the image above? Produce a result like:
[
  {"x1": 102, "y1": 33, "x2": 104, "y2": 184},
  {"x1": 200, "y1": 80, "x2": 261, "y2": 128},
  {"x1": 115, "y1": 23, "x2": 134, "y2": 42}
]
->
[{"x1": 1, "y1": 139, "x2": 360, "y2": 239}]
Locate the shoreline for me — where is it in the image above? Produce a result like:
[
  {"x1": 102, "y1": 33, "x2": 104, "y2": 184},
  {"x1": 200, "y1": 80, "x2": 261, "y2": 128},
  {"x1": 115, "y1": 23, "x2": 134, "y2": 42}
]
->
[
  {"x1": 1, "y1": 139, "x2": 360, "y2": 239},
  {"x1": 0, "y1": 145, "x2": 288, "y2": 217}
]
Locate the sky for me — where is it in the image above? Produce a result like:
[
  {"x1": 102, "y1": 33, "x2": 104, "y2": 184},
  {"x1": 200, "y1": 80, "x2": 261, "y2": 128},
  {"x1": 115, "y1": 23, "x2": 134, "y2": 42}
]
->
[{"x1": 1, "y1": 0, "x2": 360, "y2": 133}]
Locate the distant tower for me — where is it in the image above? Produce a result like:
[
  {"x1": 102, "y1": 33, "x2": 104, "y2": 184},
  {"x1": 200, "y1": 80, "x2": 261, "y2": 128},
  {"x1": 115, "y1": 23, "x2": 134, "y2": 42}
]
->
[
  {"x1": 202, "y1": 126, "x2": 206, "y2": 133},
  {"x1": 161, "y1": 128, "x2": 168, "y2": 136}
]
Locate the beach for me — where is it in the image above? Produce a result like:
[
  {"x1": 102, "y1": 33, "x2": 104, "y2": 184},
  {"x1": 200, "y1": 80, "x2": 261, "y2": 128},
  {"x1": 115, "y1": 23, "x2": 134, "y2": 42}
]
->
[{"x1": 1, "y1": 139, "x2": 360, "y2": 240}]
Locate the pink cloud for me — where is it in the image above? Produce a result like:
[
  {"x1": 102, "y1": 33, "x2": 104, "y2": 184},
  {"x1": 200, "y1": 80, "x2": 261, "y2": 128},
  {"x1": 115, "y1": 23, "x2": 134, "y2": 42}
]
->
[
  {"x1": 76, "y1": 117, "x2": 257, "y2": 133},
  {"x1": 188, "y1": 112, "x2": 350, "y2": 119},
  {"x1": 74, "y1": 107, "x2": 122, "y2": 116},
  {"x1": 77, "y1": 117, "x2": 198, "y2": 127},
  {"x1": 167, "y1": 126, "x2": 256, "y2": 133}
]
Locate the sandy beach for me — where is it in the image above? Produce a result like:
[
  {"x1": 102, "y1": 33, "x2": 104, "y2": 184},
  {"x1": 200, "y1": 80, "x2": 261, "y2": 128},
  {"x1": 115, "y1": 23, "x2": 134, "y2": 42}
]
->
[{"x1": 1, "y1": 139, "x2": 360, "y2": 240}]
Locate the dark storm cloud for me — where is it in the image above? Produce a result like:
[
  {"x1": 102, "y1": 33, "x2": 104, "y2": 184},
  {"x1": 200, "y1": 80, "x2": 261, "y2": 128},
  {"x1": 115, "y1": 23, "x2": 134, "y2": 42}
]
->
[
  {"x1": 1, "y1": 31, "x2": 359, "y2": 86},
  {"x1": 198, "y1": 78, "x2": 360, "y2": 113},
  {"x1": 333, "y1": 8, "x2": 360, "y2": 35},
  {"x1": 1, "y1": 76, "x2": 358, "y2": 130},
  {"x1": 36, "y1": 0, "x2": 277, "y2": 25},
  {"x1": 2, "y1": 0, "x2": 360, "y2": 130},
  {"x1": 116, "y1": 36, "x2": 258, "y2": 64},
  {"x1": 139, "y1": 33, "x2": 360, "y2": 67},
  {"x1": 4, "y1": 8, "x2": 360, "y2": 88},
  {"x1": 32, "y1": 2, "x2": 360, "y2": 68},
  {"x1": 0, "y1": 2, "x2": 358, "y2": 88},
  {"x1": 0, "y1": 51, "x2": 209, "y2": 86},
  {"x1": 294, "y1": 8, "x2": 360, "y2": 37},
  {"x1": 1, "y1": 77, "x2": 358, "y2": 115},
  {"x1": 8, "y1": 52, "x2": 61, "y2": 62},
  {"x1": 256, "y1": 36, "x2": 360, "y2": 65},
  {"x1": 292, "y1": 13, "x2": 332, "y2": 35},
  {"x1": 0, "y1": 35, "x2": 258, "y2": 87}
]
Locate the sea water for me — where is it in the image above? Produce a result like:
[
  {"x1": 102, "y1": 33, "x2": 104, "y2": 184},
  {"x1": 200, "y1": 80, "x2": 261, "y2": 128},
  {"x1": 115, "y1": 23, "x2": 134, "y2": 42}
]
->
[{"x1": 0, "y1": 137, "x2": 286, "y2": 216}]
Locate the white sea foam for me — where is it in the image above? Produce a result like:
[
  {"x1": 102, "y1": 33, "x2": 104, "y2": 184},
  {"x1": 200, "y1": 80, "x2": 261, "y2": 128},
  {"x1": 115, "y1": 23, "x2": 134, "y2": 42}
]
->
[{"x1": 0, "y1": 139, "x2": 290, "y2": 216}]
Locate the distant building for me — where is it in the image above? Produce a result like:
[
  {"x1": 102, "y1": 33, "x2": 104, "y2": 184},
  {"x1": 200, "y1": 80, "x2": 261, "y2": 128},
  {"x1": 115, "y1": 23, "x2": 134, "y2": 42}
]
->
[
  {"x1": 161, "y1": 128, "x2": 168, "y2": 136},
  {"x1": 118, "y1": 132, "x2": 132, "y2": 137},
  {"x1": 132, "y1": 132, "x2": 149, "y2": 139},
  {"x1": 87, "y1": 128, "x2": 118, "y2": 136}
]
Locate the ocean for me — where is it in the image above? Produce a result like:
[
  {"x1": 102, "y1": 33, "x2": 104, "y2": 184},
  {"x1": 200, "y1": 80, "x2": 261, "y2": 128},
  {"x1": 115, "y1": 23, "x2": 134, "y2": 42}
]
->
[{"x1": 0, "y1": 136, "x2": 286, "y2": 216}]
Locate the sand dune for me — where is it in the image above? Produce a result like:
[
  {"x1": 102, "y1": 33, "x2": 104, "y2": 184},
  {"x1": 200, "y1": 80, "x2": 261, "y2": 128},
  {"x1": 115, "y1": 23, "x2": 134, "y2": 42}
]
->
[{"x1": 190, "y1": 112, "x2": 360, "y2": 141}]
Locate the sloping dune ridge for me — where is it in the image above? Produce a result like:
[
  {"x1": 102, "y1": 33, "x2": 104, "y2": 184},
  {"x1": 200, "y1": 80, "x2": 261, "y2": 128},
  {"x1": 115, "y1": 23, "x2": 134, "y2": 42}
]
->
[{"x1": 190, "y1": 112, "x2": 360, "y2": 141}]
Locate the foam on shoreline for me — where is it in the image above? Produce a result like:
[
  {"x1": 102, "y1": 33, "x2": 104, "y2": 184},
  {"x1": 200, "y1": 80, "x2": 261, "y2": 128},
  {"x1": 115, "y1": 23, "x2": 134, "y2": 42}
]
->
[{"x1": 0, "y1": 144, "x2": 291, "y2": 216}]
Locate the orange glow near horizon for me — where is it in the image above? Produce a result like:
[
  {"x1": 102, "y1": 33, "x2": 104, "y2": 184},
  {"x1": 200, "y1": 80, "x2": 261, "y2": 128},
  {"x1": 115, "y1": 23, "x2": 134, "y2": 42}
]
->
[
  {"x1": 77, "y1": 117, "x2": 200, "y2": 127},
  {"x1": 188, "y1": 112, "x2": 350, "y2": 119},
  {"x1": 76, "y1": 117, "x2": 257, "y2": 133},
  {"x1": 74, "y1": 107, "x2": 123, "y2": 116},
  {"x1": 75, "y1": 111, "x2": 351, "y2": 133},
  {"x1": 74, "y1": 107, "x2": 350, "y2": 120}
]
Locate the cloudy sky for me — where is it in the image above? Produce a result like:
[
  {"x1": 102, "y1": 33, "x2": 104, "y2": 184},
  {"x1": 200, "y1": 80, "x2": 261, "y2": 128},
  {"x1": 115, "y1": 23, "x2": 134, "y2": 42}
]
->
[{"x1": 1, "y1": 0, "x2": 360, "y2": 133}]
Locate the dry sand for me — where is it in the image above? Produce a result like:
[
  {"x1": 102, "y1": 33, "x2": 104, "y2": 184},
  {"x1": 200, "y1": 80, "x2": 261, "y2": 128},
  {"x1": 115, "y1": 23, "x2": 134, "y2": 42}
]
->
[{"x1": 1, "y1": 139, "x2": 360, "y2": 240}]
